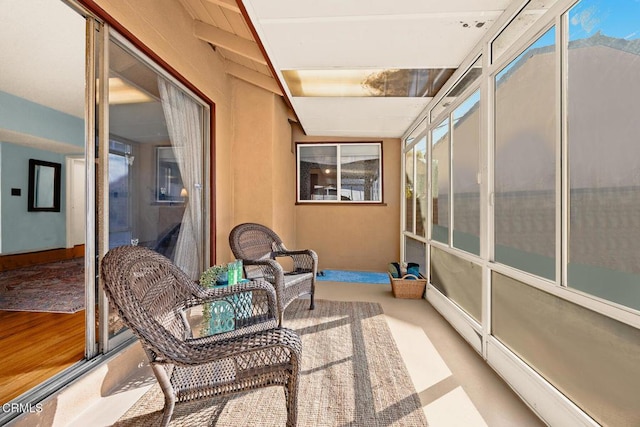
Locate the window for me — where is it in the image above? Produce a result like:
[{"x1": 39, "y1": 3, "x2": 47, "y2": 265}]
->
[
  {"x1": 405, "y1": 147, "x2": 415, "y2": 230},
  {"x1": 452, "y1": 90, "x2": 481, "y2": 255},
  {"x1": 414, "y1": 137, "x2": 428, "y2": 236},
  {"x1": 297, "y1": 143, "x2": 382, "y2": 203},
  {"x1": 566, "y1": 0, "x2": 640, "y2": 312},
  {"x1": 431, "y1": 56, "x2": 482, "y2": 122},
  {"x1": 431, "y1": 118, "x2": 450, "y2": 243},
  {"x1": 494, "y1": 27, "x2": 556, "y2": 280}
]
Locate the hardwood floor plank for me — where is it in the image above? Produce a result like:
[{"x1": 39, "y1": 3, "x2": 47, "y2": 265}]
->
[{"x1": 0, "y1": 310, "x2": 85, "y2": 403}]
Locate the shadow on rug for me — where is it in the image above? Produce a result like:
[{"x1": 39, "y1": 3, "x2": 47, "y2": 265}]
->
[
  {"x1": 0, "y1": 258, "x2": 84, "y2": 313},
  {"x1": 115, "y1": 299, "x2": 427, "y2": 426}
]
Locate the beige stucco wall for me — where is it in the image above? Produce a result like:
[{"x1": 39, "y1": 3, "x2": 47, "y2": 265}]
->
[
  {"x1": 227, "y1": 78, "x2": 296, "y2": 258},
  {"x1": 91, "y1": 0, "x2": 296, "y2": 265},
  {"x1": 293, "y1": 125, "x2": 401, "y2": 272}
]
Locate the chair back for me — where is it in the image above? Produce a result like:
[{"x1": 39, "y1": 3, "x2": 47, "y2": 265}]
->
[
  {"x1": 229, "y1": 223, "x2": 286, "y2": 280},
  {"x1": 101, "y1": 246, "x2": 199, "y2": 359},
  {"x1": 229, "y1": 222, "x2": 286, "y2": 260}
]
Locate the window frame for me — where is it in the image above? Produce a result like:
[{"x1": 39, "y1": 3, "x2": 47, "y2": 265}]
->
[{"x1": 296, "y1": 142, "x2": 383, "y2": 204}]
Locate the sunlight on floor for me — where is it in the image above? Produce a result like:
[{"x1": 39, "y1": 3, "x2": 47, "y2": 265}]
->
[
  {"x1": 33, "y1": 280, "x2": 543, "y2": 427},
  {"x1": 425, "y1": 386, "x2": 488, "y2": 427},
  {"x1": 385, "y1": 316, "x2": 451, "y2": 391}
]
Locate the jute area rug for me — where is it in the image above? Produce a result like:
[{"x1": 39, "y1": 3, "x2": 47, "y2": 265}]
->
[{"x1": 116, "y1": 299, "x2": 427, "y2": 426}]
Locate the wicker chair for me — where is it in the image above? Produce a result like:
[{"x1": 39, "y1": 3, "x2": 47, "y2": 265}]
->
[
  {"x1": 100, "y1": 245, "x2": 301, "y2": 427},
  {"x1": 229, "y1": 223, "x2": 317, "y2": 325}
]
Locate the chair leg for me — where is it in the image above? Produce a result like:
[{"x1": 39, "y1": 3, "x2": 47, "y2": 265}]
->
[
  {"x1": 152, "y1": 364, "x2": 176, "y2": 427},
  {"x1": 284, "y1": 374, "x2": 299, "y2": 427},
  {"x1": 309, "y1": 292, "x2": 315, "y2": 310},
  {"x1": 161, "y1": 397, "x2": 175, "y2": 427}
]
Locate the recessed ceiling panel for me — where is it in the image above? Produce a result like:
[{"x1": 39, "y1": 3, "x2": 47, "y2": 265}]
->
[
  {"x1": 292, "y1": 97, "x2": 431, "y2": 137},
  {"x1": 260, "y1": 14, "x2": 501, "y2": 69},
  {"x1": 242, "y1": 0, "x2": 515, "y2": 137},
  {"x1": 249, "y1": 0, "x2": 512, "y2": 20},
  {"x1": 283, "y1": 68, "x2": 455, "y2": 97}
]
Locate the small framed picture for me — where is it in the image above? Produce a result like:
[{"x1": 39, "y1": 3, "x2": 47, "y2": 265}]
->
[{"x1": 155, "y1": 147, "x2": 184, "y2": 203}]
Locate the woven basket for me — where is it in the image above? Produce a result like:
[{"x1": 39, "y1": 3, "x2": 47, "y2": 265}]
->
[{"x1": 388, "y1": 273, "x2": 427, "y2": 299}]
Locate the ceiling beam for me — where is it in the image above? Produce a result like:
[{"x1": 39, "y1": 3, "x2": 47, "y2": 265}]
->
[
  {"x1": 204, "y1": 0, "x2": 240, "y2": 14},
  {"x1": 194, "y1": 20, "x2": 266, "y2": 65},
  {"x1": 225, "y1": 62, "x2": 282, "y2": 96}
]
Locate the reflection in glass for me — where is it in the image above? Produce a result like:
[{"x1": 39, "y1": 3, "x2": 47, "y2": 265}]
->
[
  {"x1": 431, "y1": 118, "x2": 450, "y2": 244},
  {"x1": 156, "y1": 147, "x2": 185, "y2": 202},
  {"x1": 405, "y1": 148, "x2": 415, "y2": 232},
  {"x1": 108, "y1": 143, "x2": 131, "y2": 247},
  {"x1": 299, "y1": 144, "x2": 381, "y2": 202},
  {"x1": 494, "y1": 27, "x2": 556, "y2": 280},
  {"x1": 452, "y1": 91, "x2": 481, "y2": 255},
  {"x1": 566, "y1": 0, "x2": 640, "y2": 312},
  {"x1": 340, "y1": 145, "x2": 380, "y2": 201},
  {"x1": 34, "y1": 165, "x2": 55, "y2": 207},
  {"x1": 414, "y1": 137, "x2": 428, "y2": 236},
  {"x1": 298, "y1": 145, "x2": 338, "y2": 201},
  {"x1": 107, "y1": 40, "x2": 205, "y2": 340}
]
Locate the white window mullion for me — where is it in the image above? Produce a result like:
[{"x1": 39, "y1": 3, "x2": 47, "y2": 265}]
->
[
  {"x1": 559, "y1": 10, "x2": 569, "y2": 288},
  {"x1": 449, "y1": 114, "x2": 455, "y2": 247}
]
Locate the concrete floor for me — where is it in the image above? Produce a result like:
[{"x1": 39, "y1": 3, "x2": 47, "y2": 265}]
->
[{"x1": 65, "y1": 280, "x2": 545, "y2": 426}]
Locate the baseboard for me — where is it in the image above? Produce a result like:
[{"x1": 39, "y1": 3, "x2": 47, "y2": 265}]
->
[
  {"x1": 427, "y1": 285, "x2": 600, "y2": 426},
  {"x1": 0, "y1": 245, "x2": 85, "y2": 272},
  {"x1": 486, "y1": 338, "x2": 599, "y2": 427},
  {"x1": 426, "y1": 284, "x2": 483, "y2": 353}
]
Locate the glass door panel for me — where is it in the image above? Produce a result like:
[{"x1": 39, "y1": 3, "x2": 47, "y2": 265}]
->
[{"x1": 105, "y1": 36, "x2": 205, "y2": 343}]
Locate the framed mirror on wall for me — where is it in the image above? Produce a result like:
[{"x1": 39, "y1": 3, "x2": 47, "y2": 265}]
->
[{"x1": 27, "y1": 158, "x2": 61, "y2": 212}]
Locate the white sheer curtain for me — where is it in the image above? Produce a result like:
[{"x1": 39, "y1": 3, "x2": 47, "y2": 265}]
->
[{"x1": 158, "y1": 77, "x2": 203, "y2": 279}]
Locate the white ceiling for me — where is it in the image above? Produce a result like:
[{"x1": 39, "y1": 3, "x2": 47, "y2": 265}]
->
[
  {"x1": 0, "y1": 0, "x2": 86, "y2": 119},
  {"x1": 1, "y1": 0, "x2": 518, "y2": 145},
  {"x1": 241, "y1": 0, "x2": 514, "y2": 138}
]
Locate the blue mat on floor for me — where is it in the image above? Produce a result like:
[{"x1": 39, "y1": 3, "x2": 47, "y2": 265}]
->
[{"x1": 317, "y1": 269, "x2": 389, "y2": 284}]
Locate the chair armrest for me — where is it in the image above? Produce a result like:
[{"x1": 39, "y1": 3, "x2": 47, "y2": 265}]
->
[
  {"x1": 274, "y1": 249, "x2": 318, "y2": 273},
  {"x1": 242, "y1": 259, "x2": 285, "y2": 283}
]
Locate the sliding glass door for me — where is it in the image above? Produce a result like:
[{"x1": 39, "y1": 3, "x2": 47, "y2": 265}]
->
[{"x1": 104, "y1": 34, "x2": 208, "y2": 346}]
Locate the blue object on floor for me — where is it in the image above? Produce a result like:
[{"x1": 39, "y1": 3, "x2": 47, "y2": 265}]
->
[{"x1": 317, "y1": 269, "x2": 389, "y2": 284}]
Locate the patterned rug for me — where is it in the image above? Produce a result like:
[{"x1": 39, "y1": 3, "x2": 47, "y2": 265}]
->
[
  {"x1": 116, "y1": 299, "x2": 427, "y2": 426},
  {"x1": 0, "y1": 258, "x2": 84, "y2": 313}
]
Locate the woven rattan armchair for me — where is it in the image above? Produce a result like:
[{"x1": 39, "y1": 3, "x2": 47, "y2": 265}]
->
[
  {"x1": 229, "y1": 223, "x2": 317, "y2": 325},
  {"x1": 100, "y1": 245, "x2": 301, "y2": 427}
]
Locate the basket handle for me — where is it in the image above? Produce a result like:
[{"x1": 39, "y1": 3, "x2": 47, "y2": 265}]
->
[{"x1": 401, "y1": 273, "x2": 422, "y2": 280}]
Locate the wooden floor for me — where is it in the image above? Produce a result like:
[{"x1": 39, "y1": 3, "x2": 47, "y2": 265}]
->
[{"x1": 0, "y1": 310, "x2": 85, "y2": 403}]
